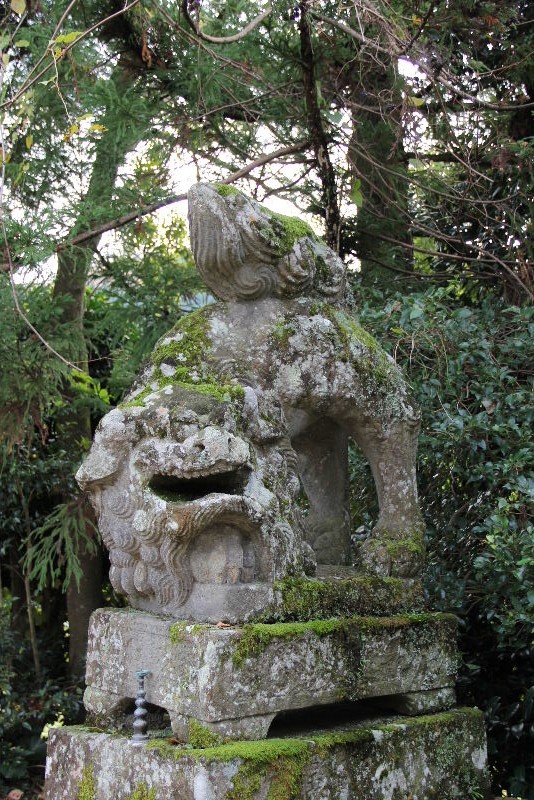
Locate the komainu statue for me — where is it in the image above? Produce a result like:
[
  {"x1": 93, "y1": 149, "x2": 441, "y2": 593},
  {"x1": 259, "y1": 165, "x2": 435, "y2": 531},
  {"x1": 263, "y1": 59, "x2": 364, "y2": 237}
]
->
[{"x1": 77, "y1": 183, "x2": 424, "y2": 622}]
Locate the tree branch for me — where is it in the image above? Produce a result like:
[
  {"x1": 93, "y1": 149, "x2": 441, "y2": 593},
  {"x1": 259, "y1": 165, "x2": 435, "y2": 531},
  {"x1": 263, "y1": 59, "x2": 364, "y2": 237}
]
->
[
  {"x1": 180, "y1": 1, "x2": 272, "y2": 44},
  {"x1": 299, "y1": 2, "x2": 341, "y2": 251},
  {"x1": 312, "y1": 10, "x2": 534, "y2": 112},
  {"x1": 1, "y1": 0, "x2": 143, "y2": 111},
  {"x1": 58, "y1": 141, "x2": 309, "y2": 250}
]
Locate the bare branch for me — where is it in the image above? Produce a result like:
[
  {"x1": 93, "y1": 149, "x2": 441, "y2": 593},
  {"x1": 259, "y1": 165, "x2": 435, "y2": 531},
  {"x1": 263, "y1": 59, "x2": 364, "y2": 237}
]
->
[
  {"x1": 180, "y1": 1, "x2": 272, "y2": 44},
  {"x1": 58, "y1": 141, "x2": 310, "y2": 250}
]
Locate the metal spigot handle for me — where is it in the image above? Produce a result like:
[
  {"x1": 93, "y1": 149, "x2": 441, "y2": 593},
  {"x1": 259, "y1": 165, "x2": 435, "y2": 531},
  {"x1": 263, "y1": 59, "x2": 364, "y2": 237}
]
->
[{"x1": 132, "y1": 669, "x2": 151, "y2": 744}]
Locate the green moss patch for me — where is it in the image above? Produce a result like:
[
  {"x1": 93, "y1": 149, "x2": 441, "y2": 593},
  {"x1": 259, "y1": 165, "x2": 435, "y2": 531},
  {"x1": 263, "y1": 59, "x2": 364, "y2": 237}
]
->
[
  {"x1": 145, "y1": 709, "x2": 487, "y2": 800},
  {"x1": 232, "y1": 619, "x2": 348, "y2": 667},
  {"x1": 122, "y1": 308, "x2": 245, "y2": 408},
  {"x1": 128, "y1": 784, "x2": 157, "y2": 800},
  {"x1": 258, "y1": 207, "x2": 315, "y2": 257},
  {"x1": 328, "y1": 308, "x2": 404, "y2": 389},
  {"x1": 231, "y1": 612, "x2": 454, "y2": 667},
  {"x1": 77, "y1": 765, "x2": 96, "y2": 800},
  {"x1": 189, "y1": 719, "x2": 224, "y2": 748},
  {"x1": 215, "y1": 183, "x2": 241, "y2": 197},
  {"x1": 255, "y1": 575, "x2": 424, "y2": 622},
  {"x1": 169, "y1": 621, "x2": 205, "y2": 644}
]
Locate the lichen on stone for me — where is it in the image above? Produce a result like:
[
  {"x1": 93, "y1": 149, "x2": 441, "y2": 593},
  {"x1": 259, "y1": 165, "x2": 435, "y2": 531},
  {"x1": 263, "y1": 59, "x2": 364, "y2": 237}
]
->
[
  {"x1": 128, "y1": 784, "x2": 157, "y2": 800},
  {"x1": 76, "y1": 764, "x2": 96, "y2": 800}
]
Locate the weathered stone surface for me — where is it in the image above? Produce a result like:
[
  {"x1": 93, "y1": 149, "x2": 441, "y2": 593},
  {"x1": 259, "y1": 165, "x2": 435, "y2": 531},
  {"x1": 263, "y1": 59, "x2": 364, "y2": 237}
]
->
[
  {"x1": 264, "y1": 566, "x2": 424, "y2": 621},
  {"x1": 44, "y1": 708, "x2": 491, "y2": 800},
  {"x1": 84, "y1": 608, "x2": 458, "y2": 739},
  {"x1": 76, "y1": 183, "x2": 427, "y2": 622}
]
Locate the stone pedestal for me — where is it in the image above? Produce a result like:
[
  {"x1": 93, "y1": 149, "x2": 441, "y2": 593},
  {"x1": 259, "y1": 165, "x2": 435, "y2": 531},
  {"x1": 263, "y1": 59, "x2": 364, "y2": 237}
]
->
[
  {"x1": 44, "y1": 708, "x2": 490, "y2": 800},
  {"x1": 44, "y1": 599, "x2": 492, "y2": 799},
  {"x1": 84, "y1": 608, "x2": 458, "y2": 741}
]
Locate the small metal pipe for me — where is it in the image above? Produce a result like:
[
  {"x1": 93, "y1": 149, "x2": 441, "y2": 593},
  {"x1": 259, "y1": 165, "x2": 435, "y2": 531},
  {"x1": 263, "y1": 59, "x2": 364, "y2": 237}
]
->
[{"x1": 132, "y1": 669, "x2": 151, "y2": 744}]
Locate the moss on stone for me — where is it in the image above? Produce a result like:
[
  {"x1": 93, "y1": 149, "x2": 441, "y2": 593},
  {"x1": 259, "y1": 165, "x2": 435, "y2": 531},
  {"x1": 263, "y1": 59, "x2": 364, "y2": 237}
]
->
[
  {"x1": 232, "y1": 619, "x2": 348, "y2": 667},
  {"x1": 271, "y1": 319, "x2": 296, "y2": 347},
  {"x1": 225, "y1": 762, "x2": 264, "y2": 800},
  {"x1": 188, "y1": 719, "x2": 224, "y2": 748},
  {"x1": 329, "y1": 308, "x2": 402, "y2": 387},
  {"x1": 259, "y1": 207, "x2": 315, "y2": 257},
  {"x1": 169, "y1": 621, "x2": 188, "y2": 644},
  {"x1": 76, "y1": 765, "x2": 96, "y2": 800},
  {"x1": 352, "y1": 611, "x2": 456, "y2": 632},
  {"x1": 255, "y1": 575, "x2": 424, "y2": 623},
  {"x1": 121, "y1": 308, "x2": 245, "y2": 408},
  {"x1": 385, "y1": 536, "x2": 425, "y2": 558},
  {"x1": 151, "y1": 307, "x2": 212, "y2": 377},
  {"x1": 121, "y1": 386, "x2": 153, "y2": 409},
  {"x1": 144, "y1": 709, "x2": 487, "y2": 800},
  {"x1": 215, "y1": 183, "x2": 241, "y2": 197},
  {"x1": 128, "y1": 784, "x2": 157, "y2": 800},
  {"x1": 169, "y1": 621, "x2": 205, "y2": 643}
]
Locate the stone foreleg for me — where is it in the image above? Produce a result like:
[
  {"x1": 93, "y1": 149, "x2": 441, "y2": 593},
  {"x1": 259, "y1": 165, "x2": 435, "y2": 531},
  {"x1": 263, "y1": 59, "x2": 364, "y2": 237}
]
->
[{"x1": 348, "y1": 416, "x2": 424, "y2": 578}]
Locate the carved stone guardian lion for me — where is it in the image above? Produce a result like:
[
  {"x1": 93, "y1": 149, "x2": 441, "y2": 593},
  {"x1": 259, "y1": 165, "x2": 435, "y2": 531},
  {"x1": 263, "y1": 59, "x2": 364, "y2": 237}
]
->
[{"x1": 77, "y1": 183, "x2": 424, "y2": 622}]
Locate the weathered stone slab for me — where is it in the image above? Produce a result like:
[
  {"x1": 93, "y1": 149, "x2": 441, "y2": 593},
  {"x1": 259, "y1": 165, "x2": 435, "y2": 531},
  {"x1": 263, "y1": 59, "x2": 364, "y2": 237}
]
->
[
  {"x1": 44, "y1": 708, "x2": 490, "y2": 800},
  {"x1": 84, "y1": 608, "x2": 458, "y2": 740},
  {"x1": 262, "y1": 567, "x2": 424, "y2": 621}
]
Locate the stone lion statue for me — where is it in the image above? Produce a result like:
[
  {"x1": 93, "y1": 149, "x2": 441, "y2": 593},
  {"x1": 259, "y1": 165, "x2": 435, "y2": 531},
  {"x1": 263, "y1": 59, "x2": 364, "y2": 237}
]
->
[{"x1": 77, "y1": 183, "x2": 424, "y2": 622}]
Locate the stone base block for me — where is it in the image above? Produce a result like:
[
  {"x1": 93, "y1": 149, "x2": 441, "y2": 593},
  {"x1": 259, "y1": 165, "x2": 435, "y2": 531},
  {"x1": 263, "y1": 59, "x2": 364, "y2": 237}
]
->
[
  {"x1": 44, "y1": 708, "x2": 491, "y2": 800},
  {"x1": 263, "y1": 567, "x2": 424, "y2": 622},
  {"x1": 85, "y1": 608, "x2": 457, "y2": 740}
]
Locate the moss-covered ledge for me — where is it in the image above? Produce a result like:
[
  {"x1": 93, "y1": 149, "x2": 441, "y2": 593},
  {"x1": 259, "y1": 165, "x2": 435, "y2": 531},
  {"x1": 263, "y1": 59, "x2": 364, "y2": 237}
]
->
[
  {"x1": 45, "y1": 707, "x2": 489, "y2": 799},
  {"x1": 255, "y1": 573, "x2": 424, "y2": 622},
  {"x1": 232, "y1": 612, "x2": 456, "y2": 666}
]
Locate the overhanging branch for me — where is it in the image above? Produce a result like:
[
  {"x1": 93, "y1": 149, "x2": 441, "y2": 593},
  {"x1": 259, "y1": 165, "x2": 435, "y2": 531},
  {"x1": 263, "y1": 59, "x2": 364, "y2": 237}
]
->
[{"x1": 57, "y1": 141, "x2": 309, "y2": 251}]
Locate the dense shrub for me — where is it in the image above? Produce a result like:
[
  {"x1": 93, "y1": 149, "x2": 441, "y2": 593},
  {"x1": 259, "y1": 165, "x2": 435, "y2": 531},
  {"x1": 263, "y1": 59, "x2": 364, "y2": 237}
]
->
[
  {"x1": 0, "y1": 597, "x2": 83, "y2": 796},
  {"x1": 351, "y1": 286, "x2": 534, "y2": 798}
]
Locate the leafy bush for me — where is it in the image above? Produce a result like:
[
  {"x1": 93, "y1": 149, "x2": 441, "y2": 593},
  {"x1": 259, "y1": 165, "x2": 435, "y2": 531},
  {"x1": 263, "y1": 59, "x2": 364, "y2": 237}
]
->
[
  {"x1": 351, "y1": 286, "x2": 534, "y2": 798},
  {"x1": 0, "y1": 596, "x2": 83, "y2": 795}
]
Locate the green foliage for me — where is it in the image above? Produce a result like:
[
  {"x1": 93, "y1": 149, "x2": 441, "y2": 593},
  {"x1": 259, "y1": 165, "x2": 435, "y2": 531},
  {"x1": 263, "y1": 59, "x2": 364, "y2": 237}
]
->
[
  {"x1": 84, "y1": 214, "x2": 203, "y2": 402},
  {"x1": 23, "y1": 498, "x2": 99, "y2": 592},
  {"x1": 350, "y1": 284, "x2": 534, "y2": 797},
  {"x1": 0, "y1": 597, "x2": 83, "y2": 794}
]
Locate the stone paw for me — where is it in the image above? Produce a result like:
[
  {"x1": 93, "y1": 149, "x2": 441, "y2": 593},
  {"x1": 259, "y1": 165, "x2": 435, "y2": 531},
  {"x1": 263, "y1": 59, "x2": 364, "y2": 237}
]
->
[{"x1": 358, "y1": 534, "x2": 424, "y2": 578}]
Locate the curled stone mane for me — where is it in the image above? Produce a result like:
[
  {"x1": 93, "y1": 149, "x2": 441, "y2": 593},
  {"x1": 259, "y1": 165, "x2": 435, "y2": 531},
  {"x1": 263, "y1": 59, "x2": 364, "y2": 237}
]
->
[{"x1": 187, "y1": 183, "x2": 346, "y2": 303}]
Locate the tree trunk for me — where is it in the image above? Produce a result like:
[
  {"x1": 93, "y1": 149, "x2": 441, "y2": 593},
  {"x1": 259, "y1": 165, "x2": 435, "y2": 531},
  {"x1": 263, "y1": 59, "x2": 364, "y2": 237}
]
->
[
  {"x1": 66, "y1": 543, "x2": 104, "y2": 678},
  {"x1": 347, "y1": 63, "x2": 413, "y2": 287},
  {"x1": 51, "y1": 64, "x2": 145, "y2": 678}
]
